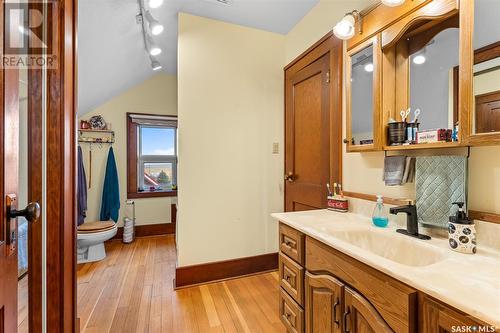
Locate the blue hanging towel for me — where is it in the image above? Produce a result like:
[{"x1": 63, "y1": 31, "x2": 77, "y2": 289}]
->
[
  {"x1": 100, "y1": 147, "x2": 120, "y2": 222},
  {"x1": 77, "y1": 146, "x2": 87, "y2": 226}
]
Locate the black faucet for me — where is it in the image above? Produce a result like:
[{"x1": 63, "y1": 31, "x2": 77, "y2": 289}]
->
[{"x1": 389, "y1": 205, "x2": 430, "y2": 240}]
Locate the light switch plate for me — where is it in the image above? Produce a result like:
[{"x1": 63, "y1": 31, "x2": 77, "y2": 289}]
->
[{"x1": 272, "y1": 142, "x2": 279, "y2": 154}]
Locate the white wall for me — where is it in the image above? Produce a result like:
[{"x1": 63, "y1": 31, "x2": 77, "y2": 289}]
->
[
  {"x1": 177, "y1": 13, "x2": 285, "y2": 266},
  {"x1": 79, "y1": 74, "x2": 177, "y2": 226}
]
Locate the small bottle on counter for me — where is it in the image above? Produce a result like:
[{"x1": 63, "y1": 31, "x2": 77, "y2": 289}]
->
[
  {"x1": 448, "y1": 202, "x2": 476, "y2": 254},
  {"x1": 372, "y1": 195, "x2": 389, "y2": 227}
]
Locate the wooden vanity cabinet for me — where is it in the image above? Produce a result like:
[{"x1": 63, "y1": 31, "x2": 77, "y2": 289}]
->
[{"x1": 278, "y1": 223, "x2": 491, "y2": 333}]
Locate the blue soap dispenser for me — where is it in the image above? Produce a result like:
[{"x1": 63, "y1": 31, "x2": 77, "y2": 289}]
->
[{"x1": 372, "y1": 195, "x2": 389, "y2": 227}]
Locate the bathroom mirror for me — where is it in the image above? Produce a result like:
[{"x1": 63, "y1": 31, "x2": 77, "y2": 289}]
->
[
  {"x1": 350, "y1": 45, "x2": 374, "y2": 145},
  {"x1": 408, "y1": 22, "x2": 460, "y2": 132},
  {"x1": 472, "y1": 0, "x2": 500, "y2": 135},
  {"x1": 346, "y1": 36, "x2": 381, "y2": 151}
]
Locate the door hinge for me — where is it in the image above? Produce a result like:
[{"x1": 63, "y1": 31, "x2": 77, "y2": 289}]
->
[{"x1": 326, "y1": 70, "x2": 330, "y2": 83}]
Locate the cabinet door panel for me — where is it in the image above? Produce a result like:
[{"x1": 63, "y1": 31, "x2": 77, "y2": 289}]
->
[
  {"x1": 305, "y1": 272, "x2": 344, "y2": 333},
  {"x1": 419, "y1": 294, "x2": 487, "y2": 333},
  {"x1": 344, "y1": 287, "x2": 394, "y2": 333}
]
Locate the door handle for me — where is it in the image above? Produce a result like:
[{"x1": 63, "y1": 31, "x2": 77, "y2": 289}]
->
[
  {"x1": 333, "y1": 298, "x2": 340, "y2": 327},
  {"x1": 343, "y1": 307, "x2": 351, "y2": 333},
  {"x1": 9, "y1": 202, "x2": 41, "y2": 223},
  {"x1": 284, "y1": 172, "x2": 295, "y2": 182}
]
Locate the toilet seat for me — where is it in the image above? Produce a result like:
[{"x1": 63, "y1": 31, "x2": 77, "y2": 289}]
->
[{"x1": 78, "y1": 221, "x2": 116, "y2": 234}]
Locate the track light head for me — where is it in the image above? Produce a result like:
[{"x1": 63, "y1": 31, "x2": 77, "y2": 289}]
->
[
  {"x1": 145, "y1": 11, "x2": 164, "y2": 35},
  {"x1": 150, "y1": 56, "x2": 162, "y2": 71},
  {"x1": 146, "y1": 34, "x2": 162, "y2": 56}
]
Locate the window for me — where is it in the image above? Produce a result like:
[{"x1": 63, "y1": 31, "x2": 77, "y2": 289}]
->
[{"x1": 127, "y1": 113, "x2": 178, "y2": 198}]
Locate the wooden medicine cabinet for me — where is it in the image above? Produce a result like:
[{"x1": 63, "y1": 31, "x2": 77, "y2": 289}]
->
[
  {"x1": 345, "y1": 36, "x2": 382, "y2": 152},
  {"x1": 343, "y1": 0, "x2": 500, "y2": 151}
]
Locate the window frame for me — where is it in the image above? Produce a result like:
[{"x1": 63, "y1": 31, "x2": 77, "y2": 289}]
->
[{"x1": 127, "y1": 113, "x2": 178, "y2": 198}]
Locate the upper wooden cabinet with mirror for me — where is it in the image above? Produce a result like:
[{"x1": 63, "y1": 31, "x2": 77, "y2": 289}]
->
[
  {"x1": 346, "y1": 36, "x2": 382, "y2": 152},
  {"x1": 465, "y1": 0, "x2": 500, "y2": 144}
]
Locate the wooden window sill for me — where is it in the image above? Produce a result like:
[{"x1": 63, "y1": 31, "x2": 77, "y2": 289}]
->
[{"x1": 127, "y1": 190, "x2": 177, "y2": 199}]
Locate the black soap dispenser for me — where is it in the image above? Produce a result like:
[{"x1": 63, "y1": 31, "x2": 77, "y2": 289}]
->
[{"x1": 448, "y1": 202, "x2": 476, "y2": 254}]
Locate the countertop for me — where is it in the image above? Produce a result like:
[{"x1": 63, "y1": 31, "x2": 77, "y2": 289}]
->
[{"x1": 271, "y1": 209, "x2": 500, "y2": 327}]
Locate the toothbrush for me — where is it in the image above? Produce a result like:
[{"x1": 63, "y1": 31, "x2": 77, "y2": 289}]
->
[
  {"x1": 338, "y1": 184, "x2": 345, "y2": 198},
  {"x1": 326, "y1": 183, "x2": 333, "y2": 197},
  {"x1": 333, "y1": 183, "x2": 338, "y2": 197}
]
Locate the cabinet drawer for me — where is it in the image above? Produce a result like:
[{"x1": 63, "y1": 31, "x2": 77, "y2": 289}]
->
[
  {"x1": 280, "y1": 288, "x2": 304, "y2": 333},
  {"x1": 279, "y1": 223, "x2": 305, "y2": 265},
  {"x1": 279, "y1": 253, "x2": 304, "y2": 306},
  {"x1": 306, "y1": 236, "x2": 417, "y2": 333}
]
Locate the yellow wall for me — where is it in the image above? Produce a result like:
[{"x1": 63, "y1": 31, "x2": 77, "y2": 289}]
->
[
  {"x1": 79, "y1": 74, "x2": 178, "y2": 226},
  {"x1": 177, "y1": 13, "x2": 285, "y2": 266}
]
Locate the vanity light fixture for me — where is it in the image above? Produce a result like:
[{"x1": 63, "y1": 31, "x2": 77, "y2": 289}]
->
[
  {"x1": 144, "y1": 10, "x2": 164, "y2": 35},
  {"x1": 381, "y1": 0, "x2": 406, "y2": 7},
  {"x1": 333, "y1": 10, "x2": 362, "y2": 40},
  {"x1": 364, "y1": 63, "x2": 374, "y2": 72},
  {"x1": 148, "y1": 0, "x2": 163, "y2": 8}
]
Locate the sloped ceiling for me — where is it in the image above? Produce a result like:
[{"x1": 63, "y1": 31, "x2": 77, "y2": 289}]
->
[{"x1": 78, "y1": 0, "x2": 319, "y2": 114}]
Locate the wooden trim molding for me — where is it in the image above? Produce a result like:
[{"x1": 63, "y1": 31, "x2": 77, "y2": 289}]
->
[
  {"x1": 112, "y1": 223, "x2": 175, "y2": 240},
  {"x1": 468, "y1": 210, "x2": 500, "y2": 225},
  {"x1": 112, "y1": 204, "x2": 177, "y2": 239},
  {"x1": 45, "y1": 0, "x2": 77, "y2": 331},
  {"x1": 175, "y1": 253, "x2": 278, "y2": 288},
  {"x1": 343, "y1": 191, "x2": 413, "y2": 207},
  {"x1": 126, "y1": 113, "x2": 178, "y2": 199}
]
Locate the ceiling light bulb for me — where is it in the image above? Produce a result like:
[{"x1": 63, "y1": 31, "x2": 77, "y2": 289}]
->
[
  {"x1": 149, "y1": 45, "x2": 162, "y2": 56},
  {"x1": 150, "y1": 22, "x2": 164, "y2": 35},
  {"x1": 381, "y1": 0, "x2": 406, "y2": 7},
  {"x1": 364, "y1": 63, "x2": 374, "y2": 72},
  {"x1": 148, "y1": 0, "x2": 163, "y2": 8},
  {"x1": 145, "y1": 11, "x2": 164, "y2": 35},
  {"x1": 413, "y1": 55, "x2": 426, "y2": 65},
  {"x1": 333, "y1": 14, "x2": 355, "y2": 40}
]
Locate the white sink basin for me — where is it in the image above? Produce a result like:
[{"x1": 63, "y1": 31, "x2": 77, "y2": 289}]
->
[{"x1": 329, "y1": 229, "x2": 446, "y2": 267}]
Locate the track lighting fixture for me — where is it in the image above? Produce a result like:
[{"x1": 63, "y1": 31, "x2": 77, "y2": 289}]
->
[
  {"x1": 145, "y1": 10, "x2": 164, "y2": 35},
  {"x1": 137, "y1": 0, "x2": 163, "y2": 70},
  {"x1": 333, "y1": 10, "x2": 362, "y2": 40},
  {"x1": 381, "y1": 0, "x2": 405, "y2": 7},
  {"x1": 148, "y1": 0, "x2": 163, "y2": 9}
]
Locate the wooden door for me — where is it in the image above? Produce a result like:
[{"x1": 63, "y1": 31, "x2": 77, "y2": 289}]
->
[
  {"x1": 344, "y1": 287, "x2": 393, "y2": 333},
  {"x1": 0, "y1": 21, "x2": 21, "y2": 333},
  {"x1": 305, "y1": 272, "x2": 344, "y2": 333},
  {"x1": 475, "y1": 90, "x2": 500, "y2": 133},
  {"x1": 285, "y1": 54, "x2": 330, "y2": 211}
]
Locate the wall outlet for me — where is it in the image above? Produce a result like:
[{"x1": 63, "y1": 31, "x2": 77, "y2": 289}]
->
[{"x1": 272, "y1": 142, "x2": 279, "y2": 154}]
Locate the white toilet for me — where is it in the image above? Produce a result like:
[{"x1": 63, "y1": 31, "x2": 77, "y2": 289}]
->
[{"x1": 77, "y1": 221, "x2": 117, "y2": 264}]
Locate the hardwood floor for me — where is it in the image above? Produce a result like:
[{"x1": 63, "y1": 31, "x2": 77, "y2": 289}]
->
[
  {"x1": 77, "y1": 235, "x2": 285, "y2": 333},
  {"x1": 18, "y1": 275, "x2": 28, "y2": 333}
]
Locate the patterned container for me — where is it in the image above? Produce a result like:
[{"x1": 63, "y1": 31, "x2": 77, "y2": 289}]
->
[
  {"x1": 327, "y1": 196, "x2": 349, "y2": 213},
  {"x1": 448, "y1": 221, "x2": 476, "y2": 254}
]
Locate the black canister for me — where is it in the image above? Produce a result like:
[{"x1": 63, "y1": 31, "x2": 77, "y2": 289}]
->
[{"x1": 388, "y1": 122, "x2": 406, "y2": 145}]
